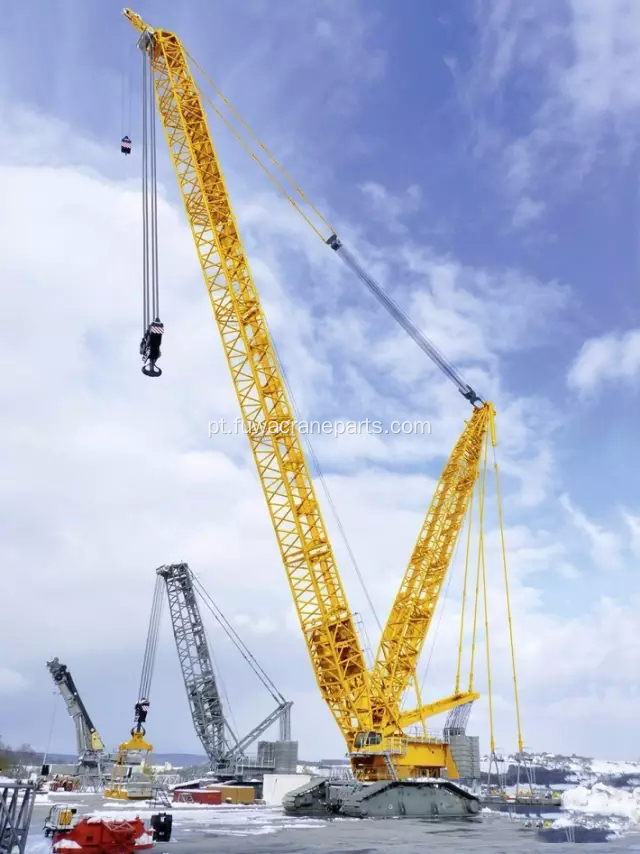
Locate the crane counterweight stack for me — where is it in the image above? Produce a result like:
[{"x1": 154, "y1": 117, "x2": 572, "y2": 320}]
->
[{"x1": 121, "y1": 7, "x2": 525, "y2": 818}]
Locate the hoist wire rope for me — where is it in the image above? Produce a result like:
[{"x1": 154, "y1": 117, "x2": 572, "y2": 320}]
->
[
  {"x1": 42, "y1": 690, "x2": 59, "y2": 767},
  {"x1": 193, "y1": 82, "x2": 326, "y2": 242},
  {"x1": 189, "y1": 65, "x2": 481, "y2": 405},
  {"x1": 492, "y1": 440, "x2": 524, "y2": 753},
  {"x1": 467, "y1": 463, "x2": 486, "y2": 694},
  {"x1": 138, "y1": 573, "x2": 164, "y2": 701},
  {"x1": 148, "y1": 56, "x2": 160, "y2": 321},
  {"x1": 418, "y1": 512, "x2": 464, "y2": 689},
  {"x1": 121, "y1": 43, "x2": 126, "y2": 138},
  {"x1": 140, "y1": 49, "x2": 160, "y2": 329},
  {"x1": 122, "y1": 40, "x2": 134, "y2": 136},
  {"x1": 352, "y1": 611, "x2": 375, "y2": 670},
  {"x1": 127, "y1": 41, "x2": 133, "y2": 135},
  {"x1": 190, "y1": 572, "x2": 285, "y2": 705},
  {"x1": 202, "y1": 620, "x2": 240, "y2": 752},
  {"x1": 141, "y1": 48, "x2": 149, "y2": 333},
  {"x1": 455, "y1": 489, "x2": 475, "y2": 694},
  {"x1": 185, "y1": 49, "x2": 335, "y2": 239},
  {"x1": 477, "y1": 430, "x2": 496, "y2": 753}
]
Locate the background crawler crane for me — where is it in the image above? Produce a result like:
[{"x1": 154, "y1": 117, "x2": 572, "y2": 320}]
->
[
  {"x1": 121, "y1": 8, "x2": 524, "y2": 817},
  {"x1": 111, "y1": 564, "x2": 296, "y2": 793},
  {"x1": 158, "y1": 563, "x2": 295, "y2": 778}
]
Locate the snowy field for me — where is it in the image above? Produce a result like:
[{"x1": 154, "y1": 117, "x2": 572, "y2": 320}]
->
[
  {"x1": 15, "y1": 758, "x2": 640, "y2": 851},
  {"x1": 25, "y1": 793, "x2": 337, "y2": 854}
]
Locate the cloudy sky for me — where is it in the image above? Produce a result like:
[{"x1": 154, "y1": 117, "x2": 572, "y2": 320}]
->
[{"x1": 1, "y1": 0, "x2": 639, "y2": 764}]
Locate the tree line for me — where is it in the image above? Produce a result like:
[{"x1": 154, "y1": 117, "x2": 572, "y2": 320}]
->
[{"x1": 0, "y1": 737, "x2": 36, "y2": 773}]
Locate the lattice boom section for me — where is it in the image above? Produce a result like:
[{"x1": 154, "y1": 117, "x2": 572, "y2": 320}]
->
[
  {"x1": 162, "y1": 563, "x2": 227, "y2": 763},
  {"x1": 371, "y1": 404, "x2": 492, "y2": 731},
  {"x1": 150, "y1": 31, "x2": 371, "y2": 739}
]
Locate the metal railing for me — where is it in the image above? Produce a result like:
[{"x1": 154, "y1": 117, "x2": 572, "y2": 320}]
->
[
  {"x1": 230, "y1": 754, "x2": 276, "y2": 773},
  {"x1": 1, "y1": 783, "x2": 36, "y2": 854}
]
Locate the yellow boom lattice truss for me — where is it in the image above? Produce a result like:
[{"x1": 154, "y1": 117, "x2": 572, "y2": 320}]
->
[
  {"x1": 370, "y1": 404, "x2": 492, "y2": 732},
  {"x1": 124, "y1": 9, "x2": 507, "y2": 781}
]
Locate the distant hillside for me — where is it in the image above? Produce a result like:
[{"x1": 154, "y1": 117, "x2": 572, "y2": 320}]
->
[{"x1": 22, "y1": 752, "x2": 208, "y2": 767}]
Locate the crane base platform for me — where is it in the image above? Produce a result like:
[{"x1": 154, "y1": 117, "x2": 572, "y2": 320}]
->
[{"x1": 282, "y1": 777, "x2": 480, "y2": 819}]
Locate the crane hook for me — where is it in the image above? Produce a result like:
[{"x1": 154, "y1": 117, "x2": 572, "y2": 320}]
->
[{"x1": 140, "y1": 318, "x2": 164, "y2": 377}]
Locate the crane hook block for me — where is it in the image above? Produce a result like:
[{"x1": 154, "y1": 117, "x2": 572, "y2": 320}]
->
[
  {"x1": 140, "y1": 319, "x2": 164, "y2": 377},
  {"x1": 121, "y1": 135, "x2": 132, "y2": 155}
]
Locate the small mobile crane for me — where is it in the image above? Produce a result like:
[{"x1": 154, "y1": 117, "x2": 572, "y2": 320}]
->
[{"x1": 46, "y1": 658, "x2": 108, "y2": 790}]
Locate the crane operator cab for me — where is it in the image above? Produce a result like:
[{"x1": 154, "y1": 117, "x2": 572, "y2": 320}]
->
[
  {"x1": 353, "y1": 731, "x2": 382, "y2": 749},
  {"x1": 121, "y1": 135, "x2": 132, "y2": 155},
  {"x1": 140, "y1": 318, "x2": 163, "y2": 377}
]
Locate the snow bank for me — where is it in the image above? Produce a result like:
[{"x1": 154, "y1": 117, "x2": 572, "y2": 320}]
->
[
  {"x1": 86, "y1": 804, "x2": 326, "y2": 839},
  {"x1": 562, "y1": 783, "x2": 640, "y2": 822}
]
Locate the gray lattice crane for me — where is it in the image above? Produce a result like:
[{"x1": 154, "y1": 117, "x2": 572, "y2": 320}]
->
[
  {"x1": 45, "y1": 658, "x2": 108, "y2": 788},
  {"x1": 139, "y1": 563, "x2": 293, "y2": 775}
]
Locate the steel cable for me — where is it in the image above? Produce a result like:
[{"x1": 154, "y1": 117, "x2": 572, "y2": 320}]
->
[{"x1": 141, "y1": 48, "x2": 149, "y2": 333}]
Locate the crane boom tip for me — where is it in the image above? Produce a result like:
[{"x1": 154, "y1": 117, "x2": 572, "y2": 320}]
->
[{"x1": 122, "y1": 8, "x2": 150, "y2": 33}]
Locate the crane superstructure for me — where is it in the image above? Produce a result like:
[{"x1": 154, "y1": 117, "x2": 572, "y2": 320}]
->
[
  {"x1": 46, "y1": 658, "x2": 108, "y2": 789},
  {"x1": 121, "y1": 9, "x2": 522, "y2": 811}
]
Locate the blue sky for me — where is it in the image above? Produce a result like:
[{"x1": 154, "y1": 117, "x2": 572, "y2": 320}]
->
[{"x1": 0, "y1": 0, "x2": 639, "y2": 763}]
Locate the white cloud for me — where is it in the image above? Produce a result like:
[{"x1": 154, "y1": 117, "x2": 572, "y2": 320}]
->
[
  {"x1": 560, "y1": 494, "x2": 625, "y2": 570},
  {"x1": 511, "y1": 196, "x2": 546, "y2": 229},
  {"x1": 0, "y1": 98, "x2": 638, "y2": 763},
  {"x1": 567, "y1": 328, "x2": 640, "y2": 393},
  {"x1": 359, "y1": 181, "x2": 422, "y2": 234},
  {"x1": 623, "y1": 511, "x2": 640, "y2": 558},
  {"x1": 470, "y1": 0, "x2": 640, "y2": 220},
  {"x1": 0, "y1": 669, "x2": 28, "y2": 695}
]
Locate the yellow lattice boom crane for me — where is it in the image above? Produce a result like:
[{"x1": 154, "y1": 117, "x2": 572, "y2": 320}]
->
[{"x1": 122, "y1": 9, "x2": 523, "y2": 814}]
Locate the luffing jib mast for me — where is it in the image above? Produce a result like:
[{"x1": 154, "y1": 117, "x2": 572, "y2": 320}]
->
[
  {"x1": 124, "y1": 8, "x2": 494, "y2": 782},
  {"x1": 46, "y1": 658, "x2": 106, "y2": 784}
]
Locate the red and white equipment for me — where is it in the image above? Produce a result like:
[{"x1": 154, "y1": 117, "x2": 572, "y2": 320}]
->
[{"x1": 46, "y1": 806, "x2": 156, "y2": 854}]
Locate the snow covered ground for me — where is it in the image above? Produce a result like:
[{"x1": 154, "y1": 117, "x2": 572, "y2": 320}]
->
[
  {"x1": 481, "y1": 753, "x2": 640, "y2": 840},
  {"x1": 525, "y1": 783, "x2": 640, "y2": 840},
  {"x1": 90, "y1": 802, "x2": 332, "y2": 837},
  {"x1": 19, "y1": 755, "x2": 640, "y2": 849},
  {"x1": 24, "y1": 794, "x2": 344, "y2": 854},
  {"x1": 563, "y1": 782, "x2": 640, "y2": 822}
]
